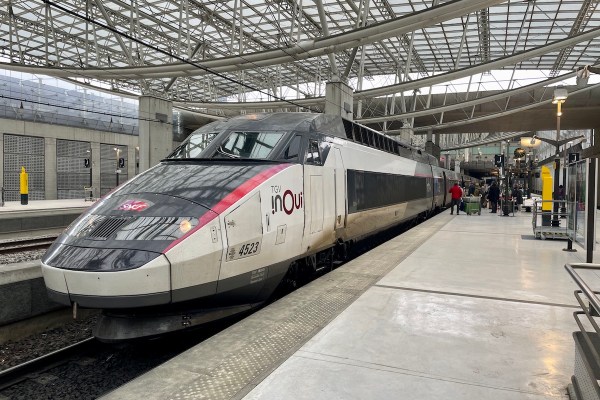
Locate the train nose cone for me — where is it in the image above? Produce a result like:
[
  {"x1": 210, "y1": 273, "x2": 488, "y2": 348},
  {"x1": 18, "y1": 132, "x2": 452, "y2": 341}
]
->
[{"x1": 42, "y1": 193, "x2": 212, "y2": 271}]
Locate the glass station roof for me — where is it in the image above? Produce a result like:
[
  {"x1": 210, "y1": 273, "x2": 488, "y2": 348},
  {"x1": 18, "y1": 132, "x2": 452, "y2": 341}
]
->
[{"x1": 0, "y1": 0, "x2": 599, "y2": 137}]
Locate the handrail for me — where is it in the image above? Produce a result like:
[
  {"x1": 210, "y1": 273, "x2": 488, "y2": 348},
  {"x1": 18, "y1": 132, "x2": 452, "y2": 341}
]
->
[
  {"x1": 565, "y1": 263, "x2": 600, "y2": 370},
  {"x1": 565, "y1": 263, "x2": 600, "y2": 316}
]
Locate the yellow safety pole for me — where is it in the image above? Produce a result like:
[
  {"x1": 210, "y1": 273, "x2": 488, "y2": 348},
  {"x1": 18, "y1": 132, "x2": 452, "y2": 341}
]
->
[
  {"x1": 541, "y1": 166, "x2": 552, "y2": 226},
  {"x1": 20, "y1": 166, "x2": 29, "y2": 205}
]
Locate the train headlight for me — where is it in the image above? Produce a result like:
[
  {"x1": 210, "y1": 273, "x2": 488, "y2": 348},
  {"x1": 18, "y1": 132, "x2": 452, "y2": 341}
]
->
[{"x1": 179, "y1": 219, "x2": 192, "y2": 234}]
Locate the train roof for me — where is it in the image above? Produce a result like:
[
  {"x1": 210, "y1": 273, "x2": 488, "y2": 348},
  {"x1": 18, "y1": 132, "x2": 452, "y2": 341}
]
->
[
  {"x1": 191, "y1": 112, "x2": 438, "y2": 166},
  {"x1": 201, "y1": 112, "x2": 346, "y2": 138}
]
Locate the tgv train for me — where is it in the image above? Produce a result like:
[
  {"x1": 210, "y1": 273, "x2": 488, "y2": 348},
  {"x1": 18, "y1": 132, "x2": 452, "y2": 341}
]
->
[{"x1": 41, "y1": 112, "x2": 470, "y2": 341}]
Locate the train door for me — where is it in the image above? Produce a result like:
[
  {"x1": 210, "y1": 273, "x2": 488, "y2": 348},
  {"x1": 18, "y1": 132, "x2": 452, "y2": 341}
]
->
[
  {"x1": 442, "y1": 171, "x2": 448, "y2": 206},
  {"x1": 308, "y1": 175, "x2": 324, "y2": 233},
  {"x1": 333, "y1": 147, "x2": 346, "y2": 230},
  {"x1": 302, "y1": 139, "x2": 325, "y2": 251},
  {"x1": 217, "y1": 192, "x2": 266, "y2": 296}
]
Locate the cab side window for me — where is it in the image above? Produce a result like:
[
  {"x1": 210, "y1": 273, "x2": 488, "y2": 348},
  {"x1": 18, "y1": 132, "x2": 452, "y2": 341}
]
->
[
  {"x1": 280, "y1": 135, "x2": 302, "y2": 161},
  {"x1": 306, "y1": 139, "x2": 322, "y2": 165}
]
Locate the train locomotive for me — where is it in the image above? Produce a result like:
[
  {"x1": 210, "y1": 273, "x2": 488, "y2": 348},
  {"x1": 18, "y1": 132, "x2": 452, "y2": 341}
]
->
[{"x1": 41, "y1": 112, "x2": 467, "y2": 341}]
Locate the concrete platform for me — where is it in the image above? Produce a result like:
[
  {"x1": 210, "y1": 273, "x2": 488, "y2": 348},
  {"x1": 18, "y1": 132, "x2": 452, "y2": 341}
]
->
[
  {"x1": 102, "y1": 209, "x2": 595, "y2": 399},
  {"x1": 0, "y1": 199, "x2": 91, "y2": 233}
]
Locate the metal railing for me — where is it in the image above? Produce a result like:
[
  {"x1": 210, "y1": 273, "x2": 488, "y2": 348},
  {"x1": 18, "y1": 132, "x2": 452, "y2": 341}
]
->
[
  {"x1": 532, "y1": 199, "x2": 568, "y2": 239},
  {"x1": 565, "y1": 263, "x2": 600, "y2": 398}
]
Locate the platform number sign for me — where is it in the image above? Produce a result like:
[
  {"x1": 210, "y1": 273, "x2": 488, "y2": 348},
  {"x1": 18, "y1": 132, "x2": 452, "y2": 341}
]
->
[
  {"x1": 84, "y1": 158, "x2": 90, "y2": 168},
  {"x1": 494, "y1": 154, "x2": 505, "y2": 168},
  {"x1": 118, "y1": 158, "x2": 125, "y2": 168}
]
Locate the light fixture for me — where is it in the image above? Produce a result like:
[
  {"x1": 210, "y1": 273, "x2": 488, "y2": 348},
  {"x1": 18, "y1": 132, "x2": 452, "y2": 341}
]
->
[
  {"x1": 577, "y1": 66, "x2": 590, "y2": 86},
  {"x1": 520, "y1": 136, "x2": 541, "y2": 148},
  {"x1": 552, "y1": 87, "x2": 568, "y2": 103},
  {"x1": 552, "y1": 86, "x2": 568, "y2": 117}
]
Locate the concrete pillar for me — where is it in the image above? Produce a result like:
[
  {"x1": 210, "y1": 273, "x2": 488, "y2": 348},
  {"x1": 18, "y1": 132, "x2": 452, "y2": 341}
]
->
[
  {"x1": 44, "y1": 137, "x2": 57, "y2": 200},
  {"x1": 139, "y1": 96, "x2": 173, "y2": 172},
  {"x1": 324, "y1": 81, "x2": 354, "y2": 121},
  {"x1": 424, "y1": 129, "x2": 441, "y2": 158}
]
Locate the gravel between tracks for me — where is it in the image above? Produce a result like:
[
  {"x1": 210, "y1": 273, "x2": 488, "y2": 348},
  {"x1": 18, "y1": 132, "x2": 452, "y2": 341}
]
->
[
  {"x1": 1, "y1": 251, "x2": 90, "y2": 371},
  {"x1": 0, "y1": 249, "x2": 46, "y2": 265},
  {"x1": 0, "y1": 314, "x2": 98, "y2": 371}
]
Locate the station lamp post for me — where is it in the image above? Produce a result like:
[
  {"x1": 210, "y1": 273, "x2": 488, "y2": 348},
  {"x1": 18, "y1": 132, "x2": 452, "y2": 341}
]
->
[
  {"x1": 520, "y1": 135, "x2": 541, "y2": 199},
  {"x1": 552, "y1": 87, "x2": 568, "y2": 226}
]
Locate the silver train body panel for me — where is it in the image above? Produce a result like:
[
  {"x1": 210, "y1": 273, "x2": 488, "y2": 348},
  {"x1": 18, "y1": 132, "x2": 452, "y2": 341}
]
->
[{"x1": 41, "y1": 113, "x2": 473, "y2": 338}]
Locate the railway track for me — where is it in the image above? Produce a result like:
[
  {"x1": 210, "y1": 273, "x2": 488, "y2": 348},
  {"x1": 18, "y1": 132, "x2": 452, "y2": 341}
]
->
[
  {"x1": 0, "y1": 337, "x2": 97, "y2": 391},
  {"x1": 0, "y1": 236, "x2": 58, "y2": 255}
]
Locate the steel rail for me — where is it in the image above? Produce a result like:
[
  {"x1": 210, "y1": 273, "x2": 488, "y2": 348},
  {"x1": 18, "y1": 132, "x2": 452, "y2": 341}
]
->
[
  {"x1": 0, "y1": 337, "x2": 97, "y2": 392},
  {"x1": 0, "y1": 236, "x2": 59, "y2": 255}
]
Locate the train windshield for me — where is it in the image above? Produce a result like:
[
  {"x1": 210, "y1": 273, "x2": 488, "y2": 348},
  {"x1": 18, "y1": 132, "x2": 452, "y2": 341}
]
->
[
  {"x1": 169, "y1": 132, "x2": 218, "y2": 159},
  {"x1": 212, "y1": 131, "x2": 286, "y2": 159}
]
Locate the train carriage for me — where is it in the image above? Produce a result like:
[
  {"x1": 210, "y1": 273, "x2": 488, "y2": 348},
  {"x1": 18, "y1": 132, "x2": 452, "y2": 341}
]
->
[{"x1": 41, "y1": 112, "x2": 472, "y2": 341}]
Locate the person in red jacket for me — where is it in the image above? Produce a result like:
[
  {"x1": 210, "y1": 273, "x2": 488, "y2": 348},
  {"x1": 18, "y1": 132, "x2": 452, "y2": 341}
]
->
[{"x1": 449, "y1": 182, "x2": 463, "y2": 215}]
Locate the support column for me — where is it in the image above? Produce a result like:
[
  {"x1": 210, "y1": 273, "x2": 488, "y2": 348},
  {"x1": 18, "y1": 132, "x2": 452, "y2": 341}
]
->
[
  {"x1": 139, "y1": 96, "x2": 173, "y2": 172},
  {"x1": 325, "y1": 81, "x2": 354, "y2": 121},
  {"x1": 424, "y1": 129, "x2": 441, "y2": 158},
  {"x1": 44, "y1": 137, "x2": 57, "y2": 200}
]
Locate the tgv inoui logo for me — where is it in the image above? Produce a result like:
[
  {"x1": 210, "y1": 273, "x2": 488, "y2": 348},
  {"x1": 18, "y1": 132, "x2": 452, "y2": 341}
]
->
[{"x1": 271, "y1": 186, "x2": 303, "y2": 215}]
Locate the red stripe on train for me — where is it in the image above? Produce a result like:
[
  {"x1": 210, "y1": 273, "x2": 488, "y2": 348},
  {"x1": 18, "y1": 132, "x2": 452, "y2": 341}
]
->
[{"x1": 163, "y1": 163, "x2": 291, "y2": 253}]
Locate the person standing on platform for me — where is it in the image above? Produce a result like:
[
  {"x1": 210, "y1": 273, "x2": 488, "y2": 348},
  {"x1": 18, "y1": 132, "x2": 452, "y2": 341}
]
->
[
  {"x1": 513, "y1": 186, "x2": 524, "y2": 211},
  {"x1": 468, "y1": 182, "x2": 476, "y2": 196},
  {"x1": 488, "y1": 181, "x2": 500, "y2": 213},
  {"x1": 478, "y1": 183, "x2": 486, "y2": 208},
  {"x1": 449, "y1": 182, "x2": 463, "y2": 215}
]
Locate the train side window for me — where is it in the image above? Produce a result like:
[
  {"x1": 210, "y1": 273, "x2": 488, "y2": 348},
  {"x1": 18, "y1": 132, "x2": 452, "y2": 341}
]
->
[
  {"x1": 366, "y1": 130, "x2": 374, "y2": 147},
  {"x1": 343, "y1": 119, "x2": 354, "y2": 140},
  {"x1": 355, "y1": 126, "x2": 367, "y2": 144},
  {"x1": 280, "y1": 135, "x2": 302, "y2": 161},
  {"x1": 306, "y1": 139, "x2": 322, "y2": 165}
]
